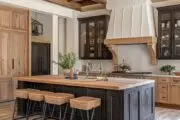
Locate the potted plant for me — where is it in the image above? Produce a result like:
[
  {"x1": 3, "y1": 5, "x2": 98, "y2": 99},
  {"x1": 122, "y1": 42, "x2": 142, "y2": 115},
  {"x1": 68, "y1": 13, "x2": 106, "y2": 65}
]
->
[
  {"x1": 160, "y1": 65, "x2": 176, "y2": 75},
  {"x1": 53, "y1": 52, "x2": 76, "y2": 79}
]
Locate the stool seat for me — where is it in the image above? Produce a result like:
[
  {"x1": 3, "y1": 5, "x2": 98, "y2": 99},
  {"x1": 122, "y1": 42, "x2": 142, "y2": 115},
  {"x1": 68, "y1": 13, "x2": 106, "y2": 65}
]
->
[
  {"x1": 28, "y1": 91, "x2": 53, "y2": 101},
  {"x1": 45, "y1": 93, "x2": 74, "y2": 105},
  {"x1": 14, "y1": 89, "x2": 40, "y2": 99},
  {"x1": 70, "y1": 96, "x2": 101, "y2": 110}
]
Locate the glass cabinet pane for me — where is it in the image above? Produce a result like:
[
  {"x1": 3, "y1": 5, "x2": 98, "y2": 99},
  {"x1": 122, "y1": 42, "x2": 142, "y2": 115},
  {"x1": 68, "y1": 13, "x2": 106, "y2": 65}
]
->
[
  {"x1": 97, "y1": 20, "x2": 104, "y2": 58},
  {"x1": 159, "y1": 13, "x2": 172, "y2": 58},
  {"x1": 88, "y1": 21, "x2": 96, "y2": 58},
  {"x1": 80, "y1": 23, "x2": 87, "y2": 58},
  {"x1": 173, "y1": 11, "x2": 180, "y2": 58}
]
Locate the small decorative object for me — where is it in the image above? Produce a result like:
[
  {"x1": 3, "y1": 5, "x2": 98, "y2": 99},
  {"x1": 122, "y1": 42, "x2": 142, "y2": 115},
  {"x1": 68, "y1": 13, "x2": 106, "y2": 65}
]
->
[
  {"x1": 120, "y1": 59, "x2": 131, "y2": 73},
  {"x1": 53, "y1": 52, "x2": 76, "y2": 79},
  {"x1": 160, "y1": 65, "x2": 176, "y2": 75},
  {"x1": 161, "y1": 23, "x2": 165, "y2": 28},
  {"x1": 177, "y1": 20, "x2": 180, "y2": 27},
  {"x1": 166, "y1": 21, "x2": 170, "y2": 28}
]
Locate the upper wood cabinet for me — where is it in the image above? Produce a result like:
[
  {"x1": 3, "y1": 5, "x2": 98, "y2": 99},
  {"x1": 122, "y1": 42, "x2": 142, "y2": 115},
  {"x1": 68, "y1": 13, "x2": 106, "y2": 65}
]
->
[
  {"x1": 78, "y1": 15, "x2": 112, "y2": 60},
  {"x1": 158, "y1": 5, "x2": 180, "y2": 59},
  {"x1": 12, "y1": 11, "x2": 27, "y2": 30},
  {"x1": 0, "y1": 9, "x2": 11, "y2": 28}
]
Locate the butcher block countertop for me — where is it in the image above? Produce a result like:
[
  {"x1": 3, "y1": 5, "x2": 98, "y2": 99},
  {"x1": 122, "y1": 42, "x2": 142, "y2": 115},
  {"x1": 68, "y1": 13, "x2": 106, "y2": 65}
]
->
[{"x1": 13, "y1": 75, "x2": 155, "y2": 91}]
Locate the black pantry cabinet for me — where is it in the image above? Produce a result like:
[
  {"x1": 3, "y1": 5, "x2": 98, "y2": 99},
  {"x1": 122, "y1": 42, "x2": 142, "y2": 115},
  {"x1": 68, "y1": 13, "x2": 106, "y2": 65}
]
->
[
  {"x1": 158, "y1": 5, "x2": 180, "y2": 59},
  {"x1": 78, "y1": 15, "x2": 112, "y2": 60},
  {"x1": 31, "y1": 42, "x2": 51, "y2": 75}
]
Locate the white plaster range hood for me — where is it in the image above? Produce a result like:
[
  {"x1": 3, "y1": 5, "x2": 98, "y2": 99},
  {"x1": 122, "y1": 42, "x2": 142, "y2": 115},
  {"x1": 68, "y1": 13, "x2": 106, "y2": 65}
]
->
[{"x1": 104, "y1": 0, "x2": 157, "y2": 65}]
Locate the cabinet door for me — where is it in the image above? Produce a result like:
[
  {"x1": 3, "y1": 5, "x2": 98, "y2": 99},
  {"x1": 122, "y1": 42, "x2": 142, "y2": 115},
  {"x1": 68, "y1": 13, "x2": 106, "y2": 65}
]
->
[
  {"x1": 88, "y1": 21, "x2": 96, "y2": 58},
  {"x1": 32, "y1": 43, "x2": 50, "y2": 75},
  {"x1": 11, "y1": 32, "x2": 27, "y2": 76},
  {"x1": 172, "y1": 11, "x2": 180, "y2": 58},
  {"x1": 0, "y1": 30, "x2": 11, "y2": 76},
  {"x1": 79, "y1": 22, "x2": 87, "y2": 59},
  {"x1": 158, "y1": 12, "x2": 172, "y2": 59},
  {"x1": 12, "y1": 11, "x2": 27, "y2": 30},
  {"x1": 0, "y1": 9, "x2": 11, "y2": 28},
  {"x1": 0, "y1": 77, "x2": 13, "y2": 102},
  {"x1": 170, "y1": 85, "x2": 180, "y2": 105}
]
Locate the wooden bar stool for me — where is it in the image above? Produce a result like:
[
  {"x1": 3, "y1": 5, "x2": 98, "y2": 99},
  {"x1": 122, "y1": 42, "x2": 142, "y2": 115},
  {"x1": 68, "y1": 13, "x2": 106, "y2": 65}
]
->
[
  {"x1": 13, "y1": 89, "x2": 39, "y2": 120},
  {"x1": 43, "y1": 93, "x2": 74, "y2": 120},
  {"x1": 27, "y1": 90, "x2": 53, "y2": 119},
  {"x1": 70, "y1": 96, "x2": 101, "y2": 120}
]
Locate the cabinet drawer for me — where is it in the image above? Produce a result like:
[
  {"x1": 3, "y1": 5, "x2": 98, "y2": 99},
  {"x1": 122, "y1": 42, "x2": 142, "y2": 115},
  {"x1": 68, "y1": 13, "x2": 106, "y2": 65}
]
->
[
  {"x1": 171, "y1": 78, "x2": 180, "y2": 85},
  {"x1": 158, "y1": 92, "x2": 168, "y2": 103},
  {"x1": 158, "y1": 77, "x2": 170, "y2": 83},
  {"x1": 158, "y1": 84, "x2": 168, "y2": 93}
]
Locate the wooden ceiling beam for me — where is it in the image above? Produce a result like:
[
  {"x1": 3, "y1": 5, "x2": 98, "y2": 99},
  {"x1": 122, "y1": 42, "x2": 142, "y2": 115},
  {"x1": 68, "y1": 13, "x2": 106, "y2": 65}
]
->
[
  {"x1": 81, "y1": 3, "x2": 105, "y2": 11},
  {"x1": 45, "y1": 0, "x2": 106, "y2": 11},
  {"x1": 45, "y1": 0, "x2": 82, "y2": 10},
  {"x1": 91, "y1": 0, "x2": 106, "y2": 4}
]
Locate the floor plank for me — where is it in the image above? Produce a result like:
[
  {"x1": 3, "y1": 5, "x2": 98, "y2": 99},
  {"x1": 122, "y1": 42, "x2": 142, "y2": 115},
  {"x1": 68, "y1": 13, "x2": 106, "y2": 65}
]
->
[{"x1": 1, "y1": 102, "x2": 180, "y2": 120}]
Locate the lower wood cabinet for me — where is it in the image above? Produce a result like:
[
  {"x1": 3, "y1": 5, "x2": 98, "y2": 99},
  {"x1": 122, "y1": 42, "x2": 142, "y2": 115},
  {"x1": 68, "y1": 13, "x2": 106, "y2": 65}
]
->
[
  {"x1": 170, "y1": 78, "x2": 180, "y2": 105},
  {"x1": 0, "y1": 77, "x2": 13, "y2": 102},
  {"x1": 146, "y1": 76, "x2": 180, "y2": 106}
]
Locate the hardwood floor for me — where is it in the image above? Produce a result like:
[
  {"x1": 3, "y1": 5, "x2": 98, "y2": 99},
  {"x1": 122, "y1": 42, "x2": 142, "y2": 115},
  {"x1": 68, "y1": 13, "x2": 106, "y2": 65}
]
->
[{"x1": 1, "y1": 102, "x2": 180, "y2": 120}]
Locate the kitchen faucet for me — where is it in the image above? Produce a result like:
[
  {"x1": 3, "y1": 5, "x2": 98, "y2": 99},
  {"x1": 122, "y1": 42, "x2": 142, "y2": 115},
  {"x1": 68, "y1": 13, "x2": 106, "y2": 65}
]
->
[{"x1": 85, "y1": 62, "x2": 92, "y2": 79}]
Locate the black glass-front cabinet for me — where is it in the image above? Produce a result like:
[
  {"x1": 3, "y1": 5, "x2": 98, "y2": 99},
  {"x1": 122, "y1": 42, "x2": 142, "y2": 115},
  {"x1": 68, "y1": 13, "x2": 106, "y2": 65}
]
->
[
  {"x1": 78, "y1": 15, "x2": 112, "y2": 60},
  {"x1": 158, "y1": 6, "x2": 180, "y2": 59}
]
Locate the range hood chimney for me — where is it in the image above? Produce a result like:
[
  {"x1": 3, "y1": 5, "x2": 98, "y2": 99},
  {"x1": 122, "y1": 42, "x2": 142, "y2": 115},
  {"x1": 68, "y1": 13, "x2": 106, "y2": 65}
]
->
[{"x1": 105, "y1": 0, "x2": 157, "y2": 65}]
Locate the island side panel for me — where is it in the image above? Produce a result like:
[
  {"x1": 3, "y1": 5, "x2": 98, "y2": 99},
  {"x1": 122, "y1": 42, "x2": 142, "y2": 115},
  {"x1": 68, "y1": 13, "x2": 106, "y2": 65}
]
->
[{"x1": 124, "y1": 83, "x2": 155, "y2": 120}]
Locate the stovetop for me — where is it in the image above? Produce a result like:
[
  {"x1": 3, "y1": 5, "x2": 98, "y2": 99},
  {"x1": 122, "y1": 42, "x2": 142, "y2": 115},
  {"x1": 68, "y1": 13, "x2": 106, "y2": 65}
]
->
[{"x1": 111, "y1": 71, "x2": 152, "y2": 74}]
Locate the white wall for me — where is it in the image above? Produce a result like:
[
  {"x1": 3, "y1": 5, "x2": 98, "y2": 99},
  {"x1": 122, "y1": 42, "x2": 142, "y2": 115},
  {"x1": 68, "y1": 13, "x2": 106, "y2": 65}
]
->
[{"x1": 31, "y1": 12, "x2": 53, "y2": 42}]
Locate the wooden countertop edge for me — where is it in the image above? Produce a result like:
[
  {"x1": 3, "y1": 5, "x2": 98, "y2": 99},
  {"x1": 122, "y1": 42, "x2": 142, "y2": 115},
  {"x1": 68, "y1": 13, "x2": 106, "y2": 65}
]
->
[{"x1": 13, "y1": 76, "x2": 155, "y2": 91}]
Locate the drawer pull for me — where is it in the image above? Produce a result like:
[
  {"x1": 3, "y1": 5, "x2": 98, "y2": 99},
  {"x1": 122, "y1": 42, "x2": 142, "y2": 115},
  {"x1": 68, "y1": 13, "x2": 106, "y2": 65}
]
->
[{"x1": 162, "y1": 97, "x2": 167, "y2": 99}]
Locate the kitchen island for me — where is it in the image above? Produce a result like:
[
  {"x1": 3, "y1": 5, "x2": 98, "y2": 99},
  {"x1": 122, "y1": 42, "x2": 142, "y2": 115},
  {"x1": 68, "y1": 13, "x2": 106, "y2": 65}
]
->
[{"x1": 14, "y1": 75, "x2": 155, "y2": 120}]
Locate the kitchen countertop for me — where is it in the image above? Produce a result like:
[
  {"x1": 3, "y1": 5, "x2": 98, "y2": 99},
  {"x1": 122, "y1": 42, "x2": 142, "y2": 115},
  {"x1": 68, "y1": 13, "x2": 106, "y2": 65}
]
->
[{"x1": 13, "y1": 75, "x2": 154, "y2": 91}]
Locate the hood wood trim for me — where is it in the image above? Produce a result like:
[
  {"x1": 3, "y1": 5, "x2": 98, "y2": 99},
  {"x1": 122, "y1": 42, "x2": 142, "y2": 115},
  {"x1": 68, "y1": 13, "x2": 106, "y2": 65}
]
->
[{"x1": 104, "y1": 36, "x2": 157, "y2": 65}]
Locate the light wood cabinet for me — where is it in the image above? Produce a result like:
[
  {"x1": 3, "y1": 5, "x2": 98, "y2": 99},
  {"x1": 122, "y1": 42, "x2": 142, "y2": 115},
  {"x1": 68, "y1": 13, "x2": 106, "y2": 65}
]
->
[
  {"x1": 170, "y1": 78, "x2": 180, "y2": 105},
  {"x1": 0, "y1": 5, "x2": 29, "y2": 102},
  {"x1": 12, "y1": 11, "x2": 27, "y2": 30},
  {"x1": 0, "y1": 77, "x2": 13, "y2": 101},
  {"x1": 11, "y1": 32, "x2": 27, "y2": 76},
  {"x1": 0, "y1": 30, "x2": 11, "y2": 76},
  {"x1": 156, "y1": 77, "x2": 171, "y2": 103},
  {"x1": 0, "y1": 9, "x2": 11, "y2": 28}
]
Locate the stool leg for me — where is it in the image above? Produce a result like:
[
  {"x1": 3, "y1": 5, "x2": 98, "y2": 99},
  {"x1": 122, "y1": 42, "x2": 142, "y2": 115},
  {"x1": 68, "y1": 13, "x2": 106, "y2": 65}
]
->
[
  {"x1": 70, "y1": 108, "x2": 75, "y2": 120},
  {"x1": 59, "y1": 106, "x2": 62, "y2": 120},
  {"x1": 27, "y1": 100, "x2": 32, "y2": 116},
  {"x1": 63, "y1": 104, "x2": 68, "y2": 120},
  {"x1": 87, "y1": 110, "x2": 90, "y2": 120},
  {"x1": 50, "y1": 104, "x2": 55, "y2": 117},
  {"x1": 43, "y1": 103, "x2": 47, "y2": 120},
  {"x1": 90, "y1": 109, "x2": 96, "y2": 120},
  {"x1": 12, "y1": 99, "x2": 17, "y2": 120},
  {"x1": 80, "y1": 110, "x2": 84, "y2": 120},
  {"x1": 25, "y1": 99, "x2": 30, "y2": 120}
]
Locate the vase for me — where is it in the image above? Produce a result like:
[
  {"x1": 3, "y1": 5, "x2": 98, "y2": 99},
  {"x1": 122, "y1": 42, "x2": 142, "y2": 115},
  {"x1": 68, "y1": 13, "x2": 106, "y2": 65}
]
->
[
  {"x1": 70, "y1": 67, "x2": 74, "y2": 79},
  {"x1": 63, "y1": 69, "x2": 70, "y2": 79}
]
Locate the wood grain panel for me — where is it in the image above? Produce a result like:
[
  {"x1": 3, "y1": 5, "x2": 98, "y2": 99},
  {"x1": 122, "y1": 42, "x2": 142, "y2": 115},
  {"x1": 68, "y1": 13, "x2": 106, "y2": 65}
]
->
[
  {"x1": 0, "y1": 9, "x2": 11, "y2": 28},
  {"x1": 11, "y1": 32, "x2": 27, "y2": 76},
  {"x1": 12, "y1": 11, "x2": 27, "y2": 30},
  {"x1": 0, "y1": 77, "x2": 13, "y2": 101},
  {"x1": 0, "y1": 30, "x2": 11, "y2": 76}
]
